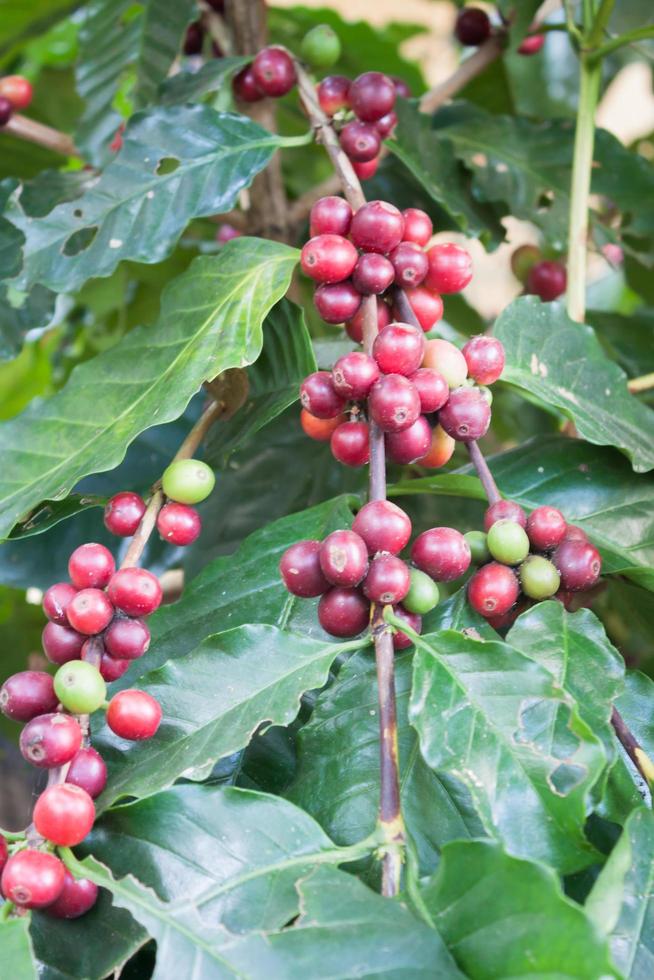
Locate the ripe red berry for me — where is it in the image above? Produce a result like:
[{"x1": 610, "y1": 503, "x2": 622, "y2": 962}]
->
[
  {"x1": 319, "y1": 530, "x2": 369, "y2": 587},
  {"x1": 375, "y1": 111, "x2": 397, "y2": 137},
  {"x1": 317, "y1": 74, "x2": 350, "y2": 115},
  {"x1": 391, "y1": 606, "x2": 422, "y2": 650},
  {"x1": 399, "y1": 286, "x2": 443, "y2": 331},
  {"x1": 45, "y1": 870, "x2": 98, "y2": 919},
  {"x1": 389, "y1": 242, "x2": 429, "y2": 288},
  {"x1": 252, "y1": 46, "x2": 296, "y2": 97},
  {"x1": 351, "y1": 157, "x2": 379, "y2": 180},
  {"x1": 345, "y1": 297, "x2": 391, "y2": 343},
  {"x1": 350, "y1": 201, "x2": 404, "y2": 254},
  {"x1": 1, "y1": 851, "x2": 65, "y2": 909},
  {"x1": 526, "y1": 260, "x2": 567, "y2": 301},
  {"x1": 104, "y1": 617, "x2": 150, "y2": 660},
  {"x1": 419, "y1": 424, "x2": 456, "y2": 468},
  {"x1": 318, "y1": 588, "x2": 370, "y2": 637},
  {"x1": 300, "y1": 409, "x2": 346, "y2": 442},
  {"x1": 68, "y1": 543, "x2": 115, "y2": 590},
  {"x1": 107, "y1": 689, "x2": 162, "y2": 740},
  {"x1": 352, "y1": 253, "x2": 395, "y2": 295},
  {"x1": 66, "y1": 747, "x2": 107, "y2": 798},
  {"x1": 363, "y1": 554, "x2": 410, "y2": 604},
  {"x1": 216, "y1": 223, "x2": 242, "y2": 244},
  {"x1": 314, "y1": 280, "x2": 362, "y2": 324},
  {"x1": 310, "y1": 196, "x2": 352, "y2": 237},
  {"x1": 455, "y1": 7, "x2": 491, "y2": 46},
  {"x1": 518, "y1": 34, "x2": 545, "y2": 55},
  {"x1": 402, "y1": 208, "x2": 433, "y2": 246},
  {"x1": 107, "y1": 568, "x2": 162, "y2": 617},
  {"x1": 0, "y1": 96, "x2": 12, "y2": 126},
  {"x1": 410, "y1": 368, "x2": 450, "y2": 413},
  {"x1": 352, "y1": 500, "x2": 412, "y2": 555},
  {"x1": 331, "y1": 421, "x2": 370, "y2": 467},
  {"x1": 438, "y1": 387, "x2": 491, "y2": 441},
  {"x1": 157, "y1": 503, "x2": 201, "y2": 546},
  {"x1": 386, "y1": 415, "x2": 432, "y2": 464},
  {"x1": 349, "y1": 71, "x2": 396, "y2": 122},
  {"x1": 339, "y1": 120, "x2": 381, "y2": 162},
  {"x1": 99, "y1": 651, "x2": 130, "y2": 682},
  {"x1": 42, "y1": 622, "x2": 85, "y2": 665},
  {"x1": 0, "y1": 75, "x2": 33, "y2": 110},
  {"x1": 300, "y1": 371, "x2": 346, "y2": 419},
  {"x1": 373, "y1": 322, "x2": 425, "y2": 376},
  {"x1": 301, "y1": 234, "x2": 358, "y2": 284},
  {"x1": 66, "y1": 588, "x2": 114, "y2": 635},
  {"x1": 20, "y1": 713, "x2": 82, "y2": 768},
  {"x1": 424, "y1": 243, "x2": 473, "y2": 293},
  {"x1": 0, "y1": 671, "x2": 59, "y2": 722},
  {"x1": 392, "y1": 76, "x2": 412, "y2": 99},
  {"x1": 484, "y1": 499, "x2": 527, "y2": 531},
  {"x1": 411, "y1": 527, "x2": 471, "y2": 581},
  {"x1": 104, "y1": 492, "x2": 146, "y2": 537},
  {"x1": 552, "y1": 539, "x2": 602, "y2": 591},
  {"x1": 280, "y1": 540, "x2": 329, "y2": 597},
  {"x1": 332, "y1": 352, "x2": 380, "y2": 400},
  {"x1": 33, "y1": 784, "x2": 95, "y2": 847},
  {"x1": 42, "y1": 582, "x2": 77, "y2": 625},
  {"x1": 232, "y1": 65, "x2": 263, "y2": 102},
  {"x1": 462, "y1": 336, "x2": 505, "y2": 385},
  {"x1": 562, "y1": 525, "x2": 588, "y2": 543},
  {"x1": 369, "y1": 374, "x2": 421, "y2": 432},
  {"x1": 468, "y1": 562, "x2": 519, "y2": 617},
  {"x1": 526, "y1": 506, "x2": 567, "y2": 551}
]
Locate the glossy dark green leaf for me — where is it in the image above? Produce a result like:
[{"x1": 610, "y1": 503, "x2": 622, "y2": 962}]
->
[
  {"x1": 0, "y1": 285, "x2": 55, "y2": 361},
  {"x1": 19, "y1": 170, "x2": 92, "y2": 219},
  {"x1": 0, "y1": 179, "x2": 23, "y2": 280},
  {"x1": 588, "y1": 308, "x2": 654, "y2": 379},
  {"x1": 0, "y1": 240, "x2": 297, "y2": 540},
  {"x1": 158, "y1": 58, "x2": 250, "y2": 105},
  {"x1": 0, "y1": 916, "x2": 36, "y2": 980}
]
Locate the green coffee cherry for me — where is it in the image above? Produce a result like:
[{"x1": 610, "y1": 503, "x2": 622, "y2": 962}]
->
[
  {"x1": 519, "y1": 555, "x2": 560, "y2": 600},
  {"x1": 300, "y1": 24, "x2": 341, "y2": 68},
  {"x1": 487, "y1": 519, "x2": 530, "y2": 565},
  {"x1": 54, "y1": 661, "x2": 107, "y2": 714},
  {"x1": 162, "y1": 458, "x2": 215, "y2": 504},
  {"x1": 464, "y1": 530, "x2": 490, "y2": 565},
  {"x1": 403, "y1": 568, "x2": 439, "y2": 615}
]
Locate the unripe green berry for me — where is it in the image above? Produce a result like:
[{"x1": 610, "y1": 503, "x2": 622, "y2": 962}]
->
[
  {"x1": 511, "y1": 244, "x2": 541, "y2": 285},
  {"x1": 519, "y1": 555, "x2": 560, "y2": 600},
  {"x1": 300, "y1": 25, "x2": 341, "y2": 68},
  {"x1": 162, "y1": 458, "x2": 215, "y2": 504},
  {"x1": 464, "y1": 530, "x2": 490, "y2": 565},
  {"x1": 487, "y1": 519, "x2": 530, "y2": 566},
  {"x1": 403, "y1": 568, "x2": 439, "y2": 615},
  {"x1": 54, "y1": 661, "x2": 107, "y2": 714}
]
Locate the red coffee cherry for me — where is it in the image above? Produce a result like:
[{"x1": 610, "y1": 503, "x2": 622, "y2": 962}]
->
[
  {"x1": 392, "y1": 76, "x2": 412, "y2": 99},
  {"x1": 106, "y1": 690, "x2": 162, "y2": 740},
  {"x1": 300, "y1": 371, "x2": 346, "y2": 419},
  {"x1": 99, "y1": 651, "x2": 130, "y2": 682},
  {"x1": 317, "y1": 74, "x2": 350, "y2": 115},
  {"x1": 332, "y1": 352, "x2": 380, "y2": 400},
  {"x1": 318, "y1": 587, "x2": 370, "y2": 637},
  {"x1": 232, "y1": 65, "x2": 263, "y2": 102},
  {"x1": 439, "y1": 387, "x2": 491, "y2": 441},
  {"x1": 350, "y1": 201, "x2": 404, "y2": 254},
  {"x1": 375, "y1": 110, "x2": 397, "y2": 137},
  {"x1": 42, "y1": 622, "x2": 85, "y2": 665},
  {"x1": 331, "y1": 421, "x2": 370, "y2": 467},
  {"x1": 1, "y1": 851, "x2": 65, "y2": 909},
  {"x1": 157, "y1": 503, "x2": 202, "y2": 546},
  {"x1": 104, "y1": 492, "x2": 146, "y2": 537},
  {"x1": 20, "y1": 713, "x2": 82, "y2": 768},
  {"x1": 300, "y1": 409, "x2": 346, "y2": 442},
  {"x1": 216, "y1": 223, "x2": 242, "y2": 245},
  {"x1": 363, "y1": 554, "x2": 410, "y2": 604},
  {"x1": 552, "y1": 539, "x2": 602, "y2": 591},
  {"x1": 0, "y1": 671, "x2": 59, "y2": 722},
  {"x1": 411, "y1": 527, "x2": 471, "y2": 581},
  {"x1": 339, "y1": 120, "x2": 381, "y2": 162},
  {"x1": 390, "y1": 242, "x2": 429, "y2": 288},
  {"x1": 252, "y1": 46, "x2": 296, "y2": 97},
  {"x1": 410, "y1": 368, "x2": 450, "y2": 413},
  {"x1": 310, "y1": 196, "x2": 352, "y2": 237},
  {"x1": 368, "y1": 374, "x2": 421, "y2": 432},
  {"x1": 301, "y1": 234, "x2": 359, "y2": 284},
  {"x1": 419, "y1": 424, "x2": 456, "y2": 468},
  {"x1": 104, "y1": 617, "x2": 150, "y2": 660},
  {"x1": 455, "y1": 7, "x2": 491, "y2": 46},
  {"x1": 386, "y1": 415, "x2": 432, "y2": 464},
  {"x1": 484, "y1": 499, "x2": 527, "y2": 531},
  {"x1": 526, "y1": 260, "x2": 567, "y2": 301},
  {"x1": 33, "y1": 784, "x2": 95, "y2": 847},
  {"x1": 373, "y1": 322, "x2": 425, "y2": 376},
  {"x1": 462, "y1": 336, "x2": 505, "y2": 385},
  {"x1": 402, "y1": 208, "x2": 433, "y2": 247},
  {"x1": 280, "y1": 540, "x2": 329, "y2": 597},
  {"x1": 349, "y1": 71, "x2": 396, "y2": 122},
  {"x1": 351, "y1": 157, "x2": 379, "y2": 181},
  {"x1": 392, "y1": 605, "x2": 422, "y2": 650},
  {"x1": 42, "y1": 582, "x2": 77, "y2": 625},
  {"x1": 66, "y1": 747, "x2": 107, "y2": 798},
  {"x1": 526, "y1": 506, "x2": 567, "y2": 551},
  {"x1": 352, "y1": 500, "x2": 412, "y2": 555},
  {"x1": 68, "y1": 543, "x2": 115, "y2": 589},
  {"x1": 352, "y1": 253, "x2": 395, "y2": 295},
  {"x1": 518, "y1": 34, "x2": 546, "y2": 55},
  {"x1": 107, "y1": 568, "x2": 162, "y2": 617},
  {"x1": 424, "y1": 243, "x2": 473, "y2": 293},
  {"x1": 468, "y1": 562, "x2": 519, "y2": 617},
  {"x1": 66, "y1": 588, "x2": 114, "y2": 635},
  {"x1": 319, "y1": 530, "x2": 369, "y2": 587},
  {"x1": 345, "y1": 296, "x2": 391, "y2": 343},
  {"x1": 399, "y1": 286, "x2": 443, "y2": 331},
  {"x1": 45, "y1": 870, "x2": 98, "y2": 919},
  {"x1": 0, "y1": 96, "x2": 12, "y2": 126},
  {"x1": 562, "y1": 525, "x2": 588, "y2": 543},
  {"x1": 314, "y1": 280, "x2": 362, "y2": 323},
  {"x1": 0, "y1": 75, "x2": 33, "y2": 110}
]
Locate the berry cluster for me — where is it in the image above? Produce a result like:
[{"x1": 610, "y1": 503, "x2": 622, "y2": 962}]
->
[
  {"x1": 0, "y1": 74, "x2": 33, "y2": 127},
  {"x1": 0, "y1": 457, "x2": 214, "y2": 917},
  {"x1": 511, "y1": 245, "x2": 567, "y2": 302},
  {"x1": 233, "y1": 46, "x2": 297, "y2": 103},
  {"x1": 454, "y1": 7, "x2": 545, "y2": 55},
  {"x1": 466, "y1": 500, "x2": 602, "y2": 627}
]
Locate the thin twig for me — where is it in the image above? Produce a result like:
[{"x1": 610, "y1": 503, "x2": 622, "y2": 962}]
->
[
  {"x1": 611, "y1": 707, "x2": 654, "y2": 793},
  {"x1": 419, "y1": 34, "x2": 505, "y2": 115},
  {"x1": 2, "y1": 114, "x2": 79, "y2": 158},
  {"x1": 466, "y1": 441, "x2": 501, "y2": 505},
  {"x1": 628, "y1": 372, "x2": 654, "y2": 394}
]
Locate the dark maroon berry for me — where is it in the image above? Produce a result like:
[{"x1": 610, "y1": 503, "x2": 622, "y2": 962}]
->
[
  {"x1": 484, "y1": 500, "x2": 527, "y2": 532},
  {"x1": 68, "y1": 543, "x2": 115, "y2": 590},
  {"x1": 386, "y1": 415, "x2": 432, "y2": 464},
  {"x1": 0, "y1": 671, "x2": 59, "y2": 722},
  {"x1": 468, "y1": 562, "x2": 519, "y2": 618},
  {"x1": 438, "y1": 387, "x2": 491, "y2": 442},
  {"x1": 45, "y1": 870, "x2": 98, "y2": 919},
  {"x1": 104, "y1": 492, "x2": 146, "y2": 537},
  {"x1": 350, "y1": 201, "x2": 404, "y2": 254},
  {"x1": 317, "y1": 74, "x2": 350, "y2": 115},
  {"x1": 300, "y1": 371, "x2": 346, "y2": 419},
  {"x1": 104, "y1": 617, "x2": 150, "y2": 660},
  {"x1": 43, "y1": 582, "x2": 77, "y2": 625},
  {"x1": 20, "y1": 713, "x2": 82, "y2": 768},
  {"x1": 339, "y1": 120, "x2": 381, "y2": 162},
  {"x1": 375, "y1": 111, "x2": 397, "y2": 137},
  {"x1": 318, "y1": 588, "x2": 370, "y2": 637},
  {"x1": 373, "y1": 322, "x2": 425, "y2": 376},
  {"x1": 314, "y1": 281, "x2": 362, "y2": 324},
  {"x1": 402, "y1": 208, "x2": 432, "y2": 246},
  {"x1": 410, "y1": 368, "x2": 449, "y2": 413},
  {"x1": 349, "y1": 71, "x2": 396, "y2": 122},
  {"x1": 390, "y1": 242, "x2": 429, "y2": 288},
  {"x1": 42, "y1": 622, "x2": 85, "y2": 665},
  {"x1": 66, "y1": 747, "x2": 107, "y2": 798},
  {"x1": 232, "y1": 65, "x2": 263, "y2": 102},
  {"x1": 66, "y1": 588, "x2": 114, "y2": 635},
  {"x1": 332, "y1": 352, "x2": 380, "y2": 400},
  {"x1": 252, "y1": 46, "x2": 296, "y2": 97},
  {"x1": 455, "y1": 7, "x2": 491, "y2": 46},
  {"x1": 345, "y1": 297, "x2": 391, "y2": 343},
  {"x1": 157, "y1": 503, "x2": 201, "y2": 546},
  {"x1": 280, "y1": 540, "x2": 329, "y2": 597},
  {"x1": 526, "y1": 260, "x2": 567, "y2": 301},
  {"x1": 526, "y1": 506, "x2": 567, "y2": 552},
  {"x1": 301, "y1": 234, "x2": 358, "y2": 284},
  {"x1": 552, "y1": 539, "x2": 601, "y2": 591},
  {"x1": 411, "y1": 527, "x2": 471, "y2": 582},
  {"x1": 352, "y1": 500, "x2": 412, "y2": 555},
  {"x1": 99, "y1": 652, "x2": 130, "y2": 682},
  {"x1": 369, "y1": 374, "x2": 421, "y2": 433},
  {"x1": 352, "y1": 253, "x2": 395, "y2": 295},
  {"x1": 319, "y1": 530, "x2": 369, "y2": 587},
  {"x1": 392, "y1": 606, "x2": 422, "y2": 649},
  {"x1": 462, "y1": 336, "x2": 505, "y2": 385},
  {"x1": 425, "y1": 243, "x2": 473, "y2": 293},
  {"x1": 0, "y1": 836, "x2": 6, "y2": 873},
  {"x1": 0, "y1": 97, "x2": 13, "y2": 126},
  {"x1": 363, "y1": 554, "x2": 410, "y2": 604},
  {"x1": 331, "y1": 421, "x2": 370, "y2": 467},
  {"x1": 183, "y1": 21, "x2": 204, "y2": 55},
  {"x1": 107, "y1": 568, "x2": 162, "y2": 617},
  {"x1": 310, "y1": 196, "x2": 352, "y2": 237}
]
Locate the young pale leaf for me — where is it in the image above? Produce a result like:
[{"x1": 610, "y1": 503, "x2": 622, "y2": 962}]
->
[
  {"x1": 0, "y1": 917, "x2": 37, "y2": 980},
  {"x1": 0, "y1": 240, "x2": 298, "y2": 540}
]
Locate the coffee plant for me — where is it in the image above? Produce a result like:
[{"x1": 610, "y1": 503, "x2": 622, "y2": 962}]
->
[{"x1": 0, "y1": 0, "x2": 653, "y2": 976}]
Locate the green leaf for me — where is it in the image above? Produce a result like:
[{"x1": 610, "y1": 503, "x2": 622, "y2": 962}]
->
[
  {"x1": 0, "y1": 916, "x2": 37, "y2": 980},
  {"x1": 615, "y1": 671, "x2": 654, "y2": 775},
  {"x1": 409, "y1": 628, "x2": 604, "y2": 872},
  {"x1": 586, "y1": 807, "x2": 654, "y2": 978},
  {"x1": 0, "y1": 285, "x2": 55, "y2": 361},
  {"x1": 0, "y1": 0, "x2": 78, "y2": 58},
  {"x1": 588, "y1": 308, "x2": 654, "y2": 380},
  {"x1": 423, "y1": 840, "x2": 619, "y2": 979},
  {"x1": 0, "y1": 240, "x2": 297, "y2": 540},
  {"x1": 158, "y1": 58, "x2": 250, "y2": 106},
  {"x1": 8, "y1": 108, "x2": 285, "y2": 294},
  {"x1": 132, "y1": 0, "x2": 196, "y2": 107},
  {"x1": 495, "y1": 296, "x2": 654, "y2": 472}
]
